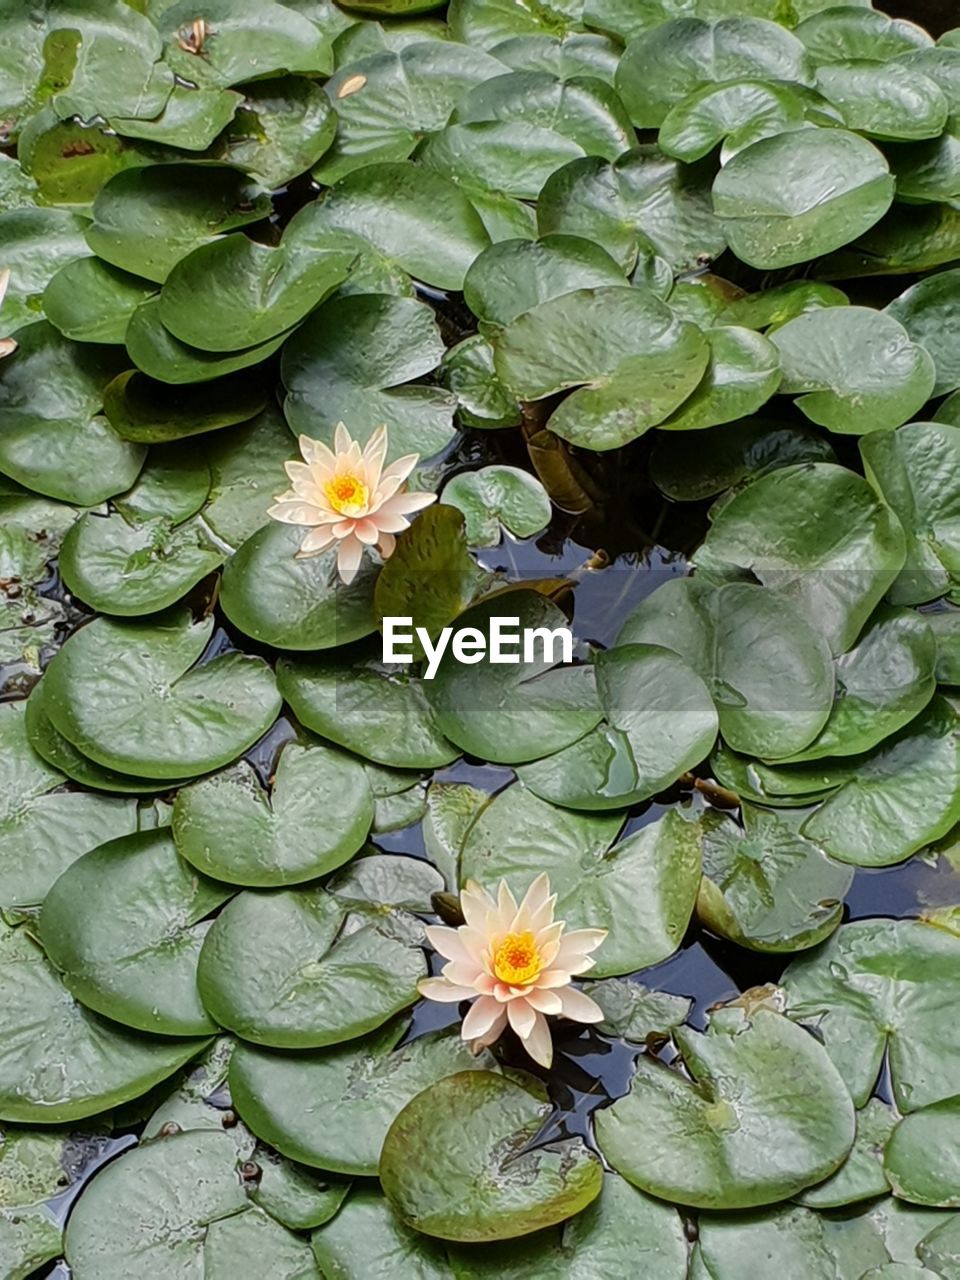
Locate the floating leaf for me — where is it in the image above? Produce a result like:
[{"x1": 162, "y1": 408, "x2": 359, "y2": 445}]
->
[
  {"x1": 124, "y1": 296, "x2": 288, "y2": 386},
  {"x1": 595, "y1": 1005, "x2": 856, "y2": 1209},
  {"x1": 311, "y1": 1187, "x2": 453, "y2": 1279},
  {"x1": 41, "y1": 609, "x2": 281, "y2": 780},
  {"x1": 659, "y1": 79, "x2": 816, "y2": 163},
  {"x1": 885, "y1": 1099, "x2": 960, "y2": 1208},
  {"x1": 441, "y1": 466, "x2": 552, "y2": 546},
  {"x1": 42, "y1": 259, "x2": 155, "y2": 346},
  {"x1": 160, "y1": 0, "x2": 333, "y2": 86},
  {"x1": 0, "y1": 208, "x2": 92, "y2": 339},
  {"x1": 201, "y1": 407, "x2": 293, "y2": 549},
  {"x1": 38, "y1": 830, "x2": 231, "y2": 1036},
  {"x1": 110, "y1": 84, "x2": 243, "y2": 151},
  {"x1": 440, "y1": 335, "x2": 521, "y2": 428},
  {"x1": 586, "y1": 978, "x2": 692, "y2": 1043},
  {"x1": 929, "y1": 611, "x2": 960, "y2": 685},
  {"x1": 658, "y1": 326, "x2": 781, "y2": 431},
  {"x1": 795, "y1": 8, "x2": 933, "y2": 63},
  {"x1": 172, "y1": 740, "x2": 374, "y2": 887},
  {"x1": 101, "y1": 365, "x2": 268, "y2": 444},
  {"x1": 888, "y1": 271, "x2": 960, "y2": 397},
  {"x1": 197, "y1": 887, "x2": 426, "y2": 1048},
  {"x1": 797, "y1": 1098, "x2": 896, "y2": 1210},
  {"x1": 719, "y1": 280, "x2": 850, "y2": 331},
  {"x1": 380, "y1": 1070, "x2": 603, "y2": 1241},
  {"x1": 231, "y1": 1022, "x2": 493, "y2": 1176},
  {"x1": 784, "y1": 917, "x2": 960, "y2": 1112},
  {"x1": 213, "y1": 76, "x2": 337, "y2": 188}
]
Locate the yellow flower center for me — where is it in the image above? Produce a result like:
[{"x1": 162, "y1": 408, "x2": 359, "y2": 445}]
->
[
  {"x1": 324, "y1": 472, "x2": 369, "y2": 517},
  {"x1": 493, "y1": 931, "x2": 542, "y2": 986}
]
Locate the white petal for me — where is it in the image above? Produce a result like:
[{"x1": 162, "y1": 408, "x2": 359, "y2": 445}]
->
[
  {"x1": 298, "y1": 525, "x2": 337, "y2": 555},
  {"x1": 507, "y1": 997, "x2": 537, "y2": 1039},
  {"x1": 335, "y1": 535, "x2": 364, "y2": 584},
  {"x1": 460, "y1": 881, "x2": 496, "y2": 933},
  {"x1": 536, "y1": 969, "x2": 573, "y2": 989},
  {"x1": 333, "y1": 422, "x2": 352, "y2": 454},
  {"x1": 468, "y1": 1007, "x2": 507, "y2": 1053},
  {"x1": 418, "y1": 978, "x2": 473, "y2": 1004},
  {"x1": 555, "y1": 986, "x2": 605, "y2": 1024},
  {"x1": 522, "y1": 1010, "x2": 554, "y2": 1068},
  {"x1": 0, "y1": 268, "x2": 10, "y2": 307},
  {"x1": 267, "y1": 500, "x2": 323, "y2": 526},
  {"x1": 526, "y1": 987, "x2": 563, "y2": 1015},
  {"x1": 518, "y1": 873, "x2": 552, "y2": 920},
  {"x1": 424, "y1": 925, "x2": 473, "y2": 965},
  {"x1": 553, "y1": 929, "x2": 608, "y2": 970},
  {"x1": 376, "y1": 532, "x2": 396, "y2": 560},
  {"x1": 367, "y1": 511, "x2": 412, "y2": 535},
  {"x1": 299, "y1": 434, "x2": 337, "y2": 469},
  {"x1": 462, "y1": 995, "x2": 505, "y2": 1039},
  {"x1": 379, "y1": 452, "x2": 419, "y2": 485},
  {"x1": 376, "y1": 490, "x2": 437, "y2": 518},
  {"x1": 442, "y1": 960, "x2": 484, "y2": 988},
  {"x1": 353, "y1": 518, "x2": 380, "y2": 546}
]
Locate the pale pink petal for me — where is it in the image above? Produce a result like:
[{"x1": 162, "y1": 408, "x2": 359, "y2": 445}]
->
[
  {"x1": 518, "y1": 873, "x2": 552, "y2": 920},
  {"x1": 297, "y1": 525, "x2": 337, "y2": 555},
  {"x1": 493, "y1": 981, "x2": 534, "y2": 1002},
  {"x1": 375, "y1": 490, "x2": 437, "y2": 518},
  {"x1": 462, "y1": 995, "x2": 504, "y2": 1040},
  {"x1": 457, "y1": 926, "x2": 490, "y2": 967},
  {"x1": 418, "y1": 978, "x2": 474, "y2": 1003},
  {"x1": 367, "y1": 511, "x2": 413, "y2": 535},
  {"x1": 424, "y1": 925, "x2": 474, "y2": 965},
  {"x1": 507, "y1": 997, "x2": 536, "y2": 1039},
  {"x1": 353, "y1": 518, "x2": 380, "y2": 546},
  {"x1": 525, "y1": 988, "x2": 563, "y2": 1015},
  {"x1": 472, "y1": 971, "x2": 496, "y2": 995},
  {"x1": 299, "y1": 434, "x2": 337, "y2": 469},
  {"x1": 0, "y1": 338, "x2": 18, "y2": 358},
  {"x1": 284, "y1": 460, "x2": 318, "y2": 490},
  {"x1": 522, "y1": 1010, "x2": 554, "y2": 1068},
  {"x1": 552, "y1": 929, "x2": 608, "y2": 971},
  {"x1": 361, "y1": 424, "x2": 388, "y2": 484},
  {"x1": 495, "y1": 879, "x2": 518, "y2": 932},
  {"x1": 332, "y1": 519, "x2": 357, "y2": 538},
  {"x1": 335, "y1": 535, "x2": 364, "y2": 584},
  {"x1": 535, "y1": 969, "x2": 573, "y2": 989},
  {"x1": 540, "y1": 939, "x2": 560, "y2": 969},
  {"x1": 0, "y1": 268, "x2": 10, "y2": 306},
  {"x1": 555, "y1": 986, "x2": 605, "y2": 1024},
  {"x1": 376, "y1": 532, "x2": 396, "y2": 560},
  {"x1": 442, "y1": 960, "x2": 484, "y2": 988},
  {"x1": 380, "y1": 452, "x2": 420, "y2": 484},
  {"x1": 468, "y1": 1007, "x2": 507, "y2": 1054},
  {"x1": 460, "y1": 881, "x2": 497, "y2": 933},
  {"x1": 372, "y1": 474, "x2": 406, "y2": 504},
  {"x1": 333, "y1": 422, "x2": 351, "y2": 454},
  {"x1": 268, "y1": 500, "x2": 327, "y2": 526}
]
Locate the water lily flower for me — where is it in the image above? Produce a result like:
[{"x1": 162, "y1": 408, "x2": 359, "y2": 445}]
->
[
  {"x1": 418, "y1": 874, "x2": 607, "y2": 1069},
  {"x1": 0, "y1": 269, "x2": 17, "y2": 359},
  {"x1": 268, "y1": 422, "x2": 436, "y2": 585}
]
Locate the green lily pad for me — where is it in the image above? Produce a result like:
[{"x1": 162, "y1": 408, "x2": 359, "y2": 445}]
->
[
  {"x1": 277, "y1": 645, "x2": 459, "y2": 769},
  {"x1": 15, "y1": 108, "x2": 154, "y2": 208},
  {"x1": 885, "y1": 1099, "x2": 960, "y2": 1208},
  {"x1": 448, "y1": 1172, "x2": 688, "y2": 1279},
  {"x1": 797, "y1": 1098, "x2": 897, "y2": 1210},
  {"x1": 441, "y1": 467, "x2": 552, "y2": 546},
  {"x1": 425, "y1": 591, "x2": 603, "y2": 764},
  {"x1": 781, "y1": 606, "x2": 937, "y2": 763},
  {"x1": 281, "y1": 291, "x2": 456, "y2": 462},
  {"x1": 617, "y1": 578, "x2": 834, "y2": 761},
  {"x1": 160, "y1": 234, "x2": 355, "y2": 353},
  {"x1": 586, "y1": 978, "x2": 691, "y2": 1043},
  {"x1": 929, "y1": 611, "x2": 960, "y2": 685},
  {"x1": 888, "y1": 121, "x2": 960, "y2": 205},
  {"x1": 0, "y1": 700, "x2": 138, "y2": 908},
  {"x1": 311, "y1": 1187, "x2": 452, "y2": 1279},
  {"x1": 816, "y1": 202, "x2": 960, "y2": 280},
  {"x1": 0, "y1": 919, "x2": 206, "y2": 1124},
  {"x1": 125, "y1": 295, "x2": 288, "y2": 386},
  {"x1": 693, "y1": 462, "x2": 907, "y2": 655},
  {"x1": 698, "y1": 804, "x2": 852, "y2": 953},
  {"x1": 197, "y1": 886, "x2": 426, "y2": 1047},
  {"x1": 862, "y1": 422, "x2": 960, "y2": 606},
  {"x1": 381, "y1": 1070, "x2": 603, "y2": 1242},
  {"x1": 771, "y1": 307, "x2": 935, "y2": 435},
  {"x1": 42, "y1": 258, "x2": 154, "y2": 346},
  {"x1": 494, "y1": 285, "x2": 709, "y2": 450},
  {"x1": 490, "y1": 32, "x2": 620, "y2": 82},
  {"x1": 650, "y1": 417, "x2": 836, "y2": 502},
  {"x1": 0, "y1": 208, "x2": 92, "y2": 339},
  {"x1": 888, "y1": 271, "x2": 960, "y2": 398},
  {"x1": 160, "y1": 0, "x2": 333, "y2": 86},
  {"x1": 800, "y1": 697, "x2": 960, "y2": 867},
  {"x1": 113, "y1": 443, "x2": 212, "y2": 524},
  {"x1": 64, "y1": 1130, "x2": 317, "y2": 1278},
  {"x1": 615, "y1": 17, "x2": 813, "y2": 128},
  {"x1": 795, "y1": 8, "x2": 933, "y2": 63},
  {"x1": 516, "y1": 643, "x2": 718, "y2": 810},
  {"x1": 59, "y1": 508, "x2": 225, "y2": 617},
  {"x1": 422, "y1": 781, "x2": 486, "y2": 890},
  {"x1": 212, "y1": 76, "x2": 336, "y2": 189},
  {"x1": 815, "y1": 60, "x2": 947, "y2": 140},
  {"x1": 448, "y1": 0, "x2": 583, "y2": 47},
  {"x1": 304, "y1": 161, "x2": 490, "y2": 290},
  {"x1": 38, "y1": 830, "x2": 231, "y2": 1036},
  {"x1": 172, "y1": 740, "x2": 374, "y2": 887},
  {"x1": 719, "y1": 280, "x2": 850, "y2": 331},
  {"x1": 440, "y1": 335, "x2": 522, "y2": 428},
  {"x1": 462, "y1": 796, "x2": 699, "y2": 976},
  {"x1": 103, "y1": 367, "x2": 268, "y2": 444},
  {"x1": 110, "y1": 84, "x2": 243, "y2": 151},
  {"x1": 713, "y1": 129, "x2": 894, "y2": 270},
  {"x1": 784, "y1": 916, "x2": 960, "y2": 1112},
  {"x1": 86, "y1": 164, "x2": 272, "y2": 284},
  {"x1": 657, "y1": 326, "x2": 781, "y2": 431},
  {"x1": 41, "y1": 609, "x2": 281, "y2": 780},
  {"x1": 659, "y1": 78, "x2": 817, "y2": 163},
  {"x1": 595, "y1": 1004, "x2": 856, "y2": 1209},
  {"x1": 0, "y1": 322, "x2": 143, "y2": 506},
  {"x1": 326, "y1": 851, "x2": 444, "y2": 915},
  {"x1": 316, "y1": 42, "x2": 508, "y2": 185},
  {"x1": 201, "y1": 407, "x2": 293, "y2": 549},
  {"x1": 231, "y1": 1021, "x2": 493, "y2": 1176},
  {"x1": 220, "y1": 521, "x2": 378, "y2": 650},
  {"x1": 463, "y1": 234, "x2": 625, "y2": 329}
]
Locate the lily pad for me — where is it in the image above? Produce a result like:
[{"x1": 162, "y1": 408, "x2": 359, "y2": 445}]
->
[
  {"x1": 494, "y1": 285, "x2": 709, "y2": 450},
  {"x1": 159, "y1": 234, "x2": 355, "y2": 353},
  {"x1": 172, "y1": 740, "x2": 374, "y2": 887},
  {"x1": 0, "y1": 322, "x2": 143, "y2": 506},
  {"x1": 38, "y1": 830, "x2": 231, "y2": 1036},
  {"x1": 381, "y1": 1070, "x2": 603, "y2": 1241},
  {"x1": 0, "y1": 919, "x2": 206, "y2": 1124},
  {"x1": 86, "y1": 164, "x2": 272, "y2": 284},
  {"x1": 861, "y1": 421, "x2": 960, "y2": 605},
  {"x1": 230, "y1": 1021, "x2": 493, "y2": 1176},
  {"x1": 771, "y1": 308, "x2": 935, "y2": 435},
  {"x1": 42, "y1": 259, "x2": 154, "y2": 346},
  {"x1": 815, "y1": 61, "x2": 948, "y2": 140},
  {"x1": 586, "y1": 978, "x2": 692, "y2": 1043},
  {"x1": 462, "y1": 796, "x2": 699, "y2": 977},
  {"x1": 310, "y1": 1187, "x2": 453, "y2": 1279},
  {"x1": 0, "y1": 700, "x2": 138, "y2": 908},
  {"x1": 425, "y1": 591, "x2": 603, "y2": 764},
  {"x1": 201, "y1": 408, "x2": 294, "y2": 549},
  {"x1": 103, "y1": 369, "x2": 267, "y2": 444},
  {"x1": 110, "y1": 84, "x2": 243, "y2": 151},
  {"x1": 64, "y1": 1130, "x2": 317, "y2": 1278},
  {"x1": 441, "y1": 466, "x2": 552, "y2": 545},
  {"x1": 719, "y1": 281, "x2": 850, "y2": 331},
  {"x1": 41, "y1": 609, "x2": 281, "y2": 780},
  {"x1": 124, "y1": 296, "x2": 288, "y2": 386},
  {"x1": 214, "y1": 76, "x2": 337, "y2": 189},
  {"x1": 659, "y1": 79, "x2": 820, "y2": 163},
  {"x1": 795, "y1": 8, "x2": 933, "y2": 63},
  {"x1": 784, "y1": 916, "x2": 960, "y2": 1112},
  {"x1": 276, "y1": 645, "x2": 459, "y2": 769},
  {"x1": 885, "y1": 1099, "x2": 960, "y2": 1208},
  {"x1": 197, "y1": 886, "x2": 426, "y2": 1047},
  {"x1": 220, "y1": 521, "x2": 378, "y2": 650},
  {"x1": 281, "y1": 291, "x2": 456, "y2": 462},
  {"x1": 0, "y1": 208, "x2": 92, "y2": 339},
  {"x1": 697, "y1": 804, "x2": 852, "y2": 953},
  {"x1": 657, "y1": 326, "x2": 781, "y2": 432},
  {"x1": 798, "y1": 1098, "x2": 897, "y2": 1210},
  {"x1": 888, "y1": 271, "x2": 960, "y2": 398},
  {"x1": 440, "y1": 335, "x2": 522, "y2": 428},
  {"x1": 713, "y1": 129, "x2": 895, "y2": 270},
  {"x1": 693, "y1": 462, "x2": 907, "y2": 655},
  {"x1": 595, "y1": 1004, "x2": 856, "y2": 1209},
  {"x1": 929, "y1": 611, "x2": 960, "y2": 685},
  {"x1": 160, "y1": 0, "x2": 334, "y2": 85},
  {"x1": 799, "y1": 697, "x2": 960, "y2": 867}
]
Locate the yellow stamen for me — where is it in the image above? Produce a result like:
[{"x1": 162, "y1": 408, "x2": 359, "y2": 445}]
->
[
  {"x1": 324, "y1": 472, "x2": 369, "y2": 517},
  {"x1": 493, "y1": 931, "x2": 542, "y2": 986}
]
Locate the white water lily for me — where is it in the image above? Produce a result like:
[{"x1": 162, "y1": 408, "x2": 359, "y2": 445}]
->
[
  {"x1": 419, "y1": 874, "x2": 607, "y2": 1069},
  {"x1": 0, "y1": 269, "x2": 17, "y2": 359},
  {"x1": 267, "y1": 422, "x2": 436, "y2": 584}
]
